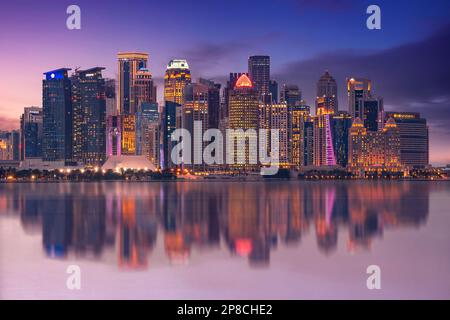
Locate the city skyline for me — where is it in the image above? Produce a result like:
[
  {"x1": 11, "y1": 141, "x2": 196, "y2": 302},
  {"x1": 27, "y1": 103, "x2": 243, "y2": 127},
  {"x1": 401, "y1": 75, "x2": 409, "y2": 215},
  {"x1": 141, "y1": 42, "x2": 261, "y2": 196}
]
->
[{"x1": 0, "y1": 0, "x2": 449, "y2": 164}]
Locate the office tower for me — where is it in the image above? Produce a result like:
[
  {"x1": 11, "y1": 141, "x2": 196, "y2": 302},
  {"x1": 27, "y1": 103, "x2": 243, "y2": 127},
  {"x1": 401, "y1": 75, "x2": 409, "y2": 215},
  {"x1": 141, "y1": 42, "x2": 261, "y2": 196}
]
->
[
  {"x1": 147, "y1": 122, "x2": 160, "y2": 167},
  {"x1": 268, "y1": 80, "x2": 279, "y2": 103},
  {"x1": 106, "y1": 115, "x2": 121, "y2": 156},
  {"x1": 199, "y1": 78, "x2": 221, "y2": 129},
  {"x1": 182, "y1": 83, "x2": 209, "y2": 171},
  {"x1": 20, "y1": 106, "x2": 43, "y2": 160},
  {"x1": 121, "y1": 114, "x2": 136, "y2": 155},
  {"x1": 0, "y1": 131, "x2": 19, "y2": 161},
  {"x1": 303, "y1": 120, "x2": 314, "y2": 166},
  {"x1": 347, "y1": 78, "x2": 371, "y2": 119},
  {"x1": 248, "y1": 55, "x2": 270, "y2": 100},
  {"x1": 42, "y1": 68, "x2": 73, "y2": 162},
  {"x1": 290, "y1": 105, "x2": 310, "y2": 169},
  {"x1": 223, "y1": 72, "x2": 248, "y2": 123},
  {"x1": 164, "y1": 59, "x2": 191, "y2": 105},
  {"x1": 105, "y1": 78, "x2": 117, "y2": 117},
  {"x1": 162, "y1": 101, "x2": 178, "y2": 169},
  {"x1": 117, "y1": 52, "x2": 148, "y2": 115},
  {"x1": 228, "y1": 74, "x2": 259, "y2": 171},
  {"x1": 316, "y1": 71, "x2": 338, "y2": 115},
  {"x1": 331, "y1": 111, "x2": 352, "y2": 167},
  {"x1": 348, "y1": 118, "x2": 367, "y2": 168},
  {"x1": 384, "y1": 112, "x2": 429, "y2": 167},
  {"x1": 363, "y1": 97, "x2": 384, "y2": 131},
  {"x1": 71, "y1": 67, "x2": 107, "y2": 165},
  {"x1": 136, "y1": 102, "x2": 159, "y2": 156},
  {"x1": 135, "y1": 68, "x2": 157, "y2": 110},
  {"x1": 281, "y1": 84, "x2": 302, "y2": 107},
  {"x1": 313, "y1": 113, "x2": 336, "y2": 166},
  {"x1": 260, "y1": 102, "x2": 290, "y2": 167}
]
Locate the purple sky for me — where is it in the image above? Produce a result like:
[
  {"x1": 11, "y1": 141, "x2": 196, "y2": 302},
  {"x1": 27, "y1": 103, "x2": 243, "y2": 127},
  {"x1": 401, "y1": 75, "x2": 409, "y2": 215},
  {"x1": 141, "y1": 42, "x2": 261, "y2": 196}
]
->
[{"x1": 0, "y1": 0, "x2": 449, "y2": 164}]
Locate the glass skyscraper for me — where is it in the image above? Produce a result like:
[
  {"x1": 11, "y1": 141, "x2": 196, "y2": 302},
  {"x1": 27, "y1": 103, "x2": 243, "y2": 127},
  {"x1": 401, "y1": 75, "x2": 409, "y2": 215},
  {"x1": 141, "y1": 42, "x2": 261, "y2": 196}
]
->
[{"x1": 42, "y1": 68, "x2": 73, "y2": 162}]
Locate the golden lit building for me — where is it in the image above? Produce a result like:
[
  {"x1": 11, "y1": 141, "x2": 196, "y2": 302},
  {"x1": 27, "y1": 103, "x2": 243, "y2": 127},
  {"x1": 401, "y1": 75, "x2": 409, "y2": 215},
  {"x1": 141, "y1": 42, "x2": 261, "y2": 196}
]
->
[
  {"x1": 228, "y1": 74, "x2": 259, "y2": 171},
  {"x1": 121, "y1": 115, "x2": 136, "y2": 155},
  {"x1": 164, "y1": 59, "x2": 191, "y2": 105},
  {"x1": 349, "y1": 117, "x2": 402, "y2": 171},
  {"x1": 290, "y1": 105, "x2": 310, "y2": 169},
  {"x1": 313, "y1": 103, "x2": 336, "y2": 166}
]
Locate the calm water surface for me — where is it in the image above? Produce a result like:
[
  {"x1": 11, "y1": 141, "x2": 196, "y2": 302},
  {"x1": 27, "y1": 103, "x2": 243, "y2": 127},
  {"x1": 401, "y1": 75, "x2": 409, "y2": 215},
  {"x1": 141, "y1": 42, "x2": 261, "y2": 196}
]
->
[{"x1": 0, "y1": 181, "x2": 449, "y2": 299}]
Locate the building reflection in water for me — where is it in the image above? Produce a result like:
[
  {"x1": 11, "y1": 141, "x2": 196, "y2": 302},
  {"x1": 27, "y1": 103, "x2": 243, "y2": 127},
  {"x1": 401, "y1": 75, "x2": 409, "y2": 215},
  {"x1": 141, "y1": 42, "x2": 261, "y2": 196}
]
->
[{"x1": 0, "y1": 181, "x2": 431, "y2": 269}]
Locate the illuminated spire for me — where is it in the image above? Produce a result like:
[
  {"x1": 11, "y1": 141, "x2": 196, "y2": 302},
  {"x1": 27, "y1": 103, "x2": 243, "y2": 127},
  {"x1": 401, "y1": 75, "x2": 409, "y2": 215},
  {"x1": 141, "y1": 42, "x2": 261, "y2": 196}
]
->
[{"x1": 235, "y1": 74, "x2": 253, "y2": 88}]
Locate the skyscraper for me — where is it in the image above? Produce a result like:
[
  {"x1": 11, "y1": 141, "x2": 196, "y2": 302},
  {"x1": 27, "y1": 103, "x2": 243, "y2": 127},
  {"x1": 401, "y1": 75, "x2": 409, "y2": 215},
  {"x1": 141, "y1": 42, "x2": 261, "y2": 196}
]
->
[
  {"x1": 316, "y1": 71, "x2": 338, "y2": 114},
  {"x1": 42, "y1": 68, "x2": 73, "y2": 162},
  {"x1": 199, "y1": 78, "x2": 221, "y2": 130},
  {"x1": 331, "y1": 111, "x2": 352, "y2": 167},
  {"x1": 106, "y1": 115, "x2": 121, "y2": 157},
  {"x1": 121, "y1": 114, "x2": 136, "y2": 155},
  {"x1": 290, "y1": 105, "x2": 310, "y2": 169},
  {"x1": 228, "y1": 74, "x2": 259, "y2": 171},
  {"x1": 384, "y1": 112, "x2": 429, "y2": 168},
  {"x1": 135, "y1": 68, "x2": 157, "y2": 110},
  {"x1": 260, "y1": 102, "x2": 290, "y2": 167},
  {"x1": 71, "y1": 67, "x2": 107, "y2": 165},
  {"x1": 118, "y1": 52, "x2": 148, "y2": 115},
  {"x1": 20, "y1": 106, "x2": 43, "y2": 160},
  {"x1": 269, "y1": 80, "x2": 278, "y2": 103},
  {"x1": 162, "y1": 101, "x2": 178, "y2": 169},
  {"x1": 347, "y1": 78, "x2": 371, "y2": 119},
  {"x1": 248, "y1": 55, "x2": 270, "y2": 101},
  {"x1": 281, "y1": 84, "x2": 302, "y2": 107},
  {"x1": 182, "y1": 82, "x2": 209, "y2": 171},
  {"x1": 363, "y1": 97, "x2": 384, "y2": 132},
  {"x1": 105, "y1": 78, "x2": 117, "y2": 117},
  {"x1": 164, "y1": 59, "x2": 191, "y2": 105}
]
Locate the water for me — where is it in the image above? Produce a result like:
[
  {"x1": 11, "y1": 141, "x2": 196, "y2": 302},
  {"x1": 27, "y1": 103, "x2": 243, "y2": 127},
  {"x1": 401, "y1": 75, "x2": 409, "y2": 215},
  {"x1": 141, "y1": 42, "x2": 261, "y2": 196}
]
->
[{"x1": 0, "y1": 180, "x2": 449, "y2": 299}]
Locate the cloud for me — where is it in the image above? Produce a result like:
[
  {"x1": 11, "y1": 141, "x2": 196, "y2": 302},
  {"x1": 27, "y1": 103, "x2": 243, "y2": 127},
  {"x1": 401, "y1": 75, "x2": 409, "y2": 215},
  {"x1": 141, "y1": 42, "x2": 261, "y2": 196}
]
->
[{"x1": 274, "y1": 23, "x2": 450, "y2": 122}]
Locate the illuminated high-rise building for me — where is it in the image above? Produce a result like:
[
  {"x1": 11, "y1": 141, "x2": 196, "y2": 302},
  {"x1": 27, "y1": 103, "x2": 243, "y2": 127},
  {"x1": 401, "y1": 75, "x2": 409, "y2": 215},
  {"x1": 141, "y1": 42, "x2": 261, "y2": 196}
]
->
[
  {"x1": 313, "y1": 114, "x2": 336, "y2": 166},
  {"x1": 20, "y1": 106, "x2": 43, "y2": 160},
  {"x1": 135, "y1": 68, "x2": 157, "y2": 110},
  {"x1": 182, "y1": 83, "x2": 209, "y2": 171},
  {"x1": 289, "y1": 105, "x2": 310, "y2": 169},
  {"x1": 0, "y1": 131, "x2": 20, "y2": 161},
  {"x1": 281, "y1": 84, "x2": 301, "y2": 107},
  {"x1": 117, "y1": 52, "x2": 148, "y2": 115},
  {"x1": 121, "y1": 114, "x2": 136, "y2": 155},
  {"x1": 71, "y1": 67, "x2": 106, "y2": 165},
  {"x1": 228, "y1": 74, "x2": 259, "y2": 171},
  {"x1": 316, "y1": 71, "x2": 338, "y2": 114},
  {"x1": 147, "y1": 122, "x2": 160, "y2": 168},
  {"x1": 384, "y1": 112, "x2": 429, "y2": 168},
  {"x1": 164, "y1": 59, "x2": 191, "y2": 105},
  {"x1": 42, "y1": 68, "x2": 73, "y2": 162},
  {"x1": 313, "y1": 97, "x2": 336, "y2": 167},
  {"x1": 347, "y1": 78, "x2": 371, "y2": 119},
  {"x1": 383, "y1": 118, "x2": 401, "y2": 167},
  {"x1": 248, "y1": 55, "x2": 270, "y2": 101}
]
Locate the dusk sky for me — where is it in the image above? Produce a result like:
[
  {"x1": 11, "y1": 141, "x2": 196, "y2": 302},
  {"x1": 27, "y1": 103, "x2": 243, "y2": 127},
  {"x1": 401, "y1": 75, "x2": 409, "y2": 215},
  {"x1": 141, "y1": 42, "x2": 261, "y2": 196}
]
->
[{"x1": 0, "y1": 0, "x2": 449, "y2": 164}]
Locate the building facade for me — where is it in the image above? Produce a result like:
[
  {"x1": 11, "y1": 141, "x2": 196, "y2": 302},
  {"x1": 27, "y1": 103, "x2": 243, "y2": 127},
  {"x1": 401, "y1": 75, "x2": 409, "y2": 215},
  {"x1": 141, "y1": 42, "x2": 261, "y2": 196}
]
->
[{"x1": 42, "y1": 68, "x2": 73, "y2": 162}]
